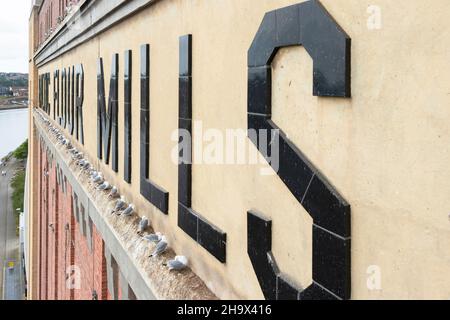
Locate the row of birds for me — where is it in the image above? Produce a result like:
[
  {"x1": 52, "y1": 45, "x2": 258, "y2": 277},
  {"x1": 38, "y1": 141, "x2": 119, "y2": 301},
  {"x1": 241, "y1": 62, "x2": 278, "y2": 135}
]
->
[{"x1": 37, "y1": 111, "x2": 188, "y2": 272}]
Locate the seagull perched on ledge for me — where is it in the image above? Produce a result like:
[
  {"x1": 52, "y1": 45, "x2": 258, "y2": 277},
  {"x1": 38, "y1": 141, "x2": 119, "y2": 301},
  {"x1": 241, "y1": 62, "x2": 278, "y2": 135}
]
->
[
  {"x1": 119, "y1": 204, "x2": 135, "y2": 217},
  {"x1": 95, "y1": 176, "x2": 105, "y2": 185},
  {"x1": 82, "y1": 162, "x2": 91, "y2": 171},
  {"x1": 91, "y1": 171, "x2": 100, "y2": 180},
  {"x1": 90, "y1": 170, "x2": 98, "y2": 177},
  {"x1": 108, "y1": 186, "x2": 119, "y2": 199},
  {"x1": 165, "y1": 256, "x2": 188, "y2": 271},
  {"x1": 57, "y1": 138, "x2": 66, "y2": 146},
  {"x1": 143, "y1": 233, "x2": 162, "y2": 243},
  {"x1": 97, "y1": 181, "x2": 112, "y2": 191},
  {"x1": 92, "y1": 173, "x2": 104, "y2": 185},
  {"x1": 73, "y1": 152, "x2": 83, "y2": 160},
  {"x1": 137, "y1": 216, "x2": 149, "y2": 235},
  {"x1": 149, "y1": 236, "x2": 168, "y2": 257},
  {"x1": 111, "y1": 196, "x2": 127, "y2": 214}
]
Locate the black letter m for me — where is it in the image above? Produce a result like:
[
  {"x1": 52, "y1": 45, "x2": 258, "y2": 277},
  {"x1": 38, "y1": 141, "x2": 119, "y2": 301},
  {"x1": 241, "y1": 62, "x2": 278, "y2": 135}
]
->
[{"x1": 97, "y1": 55, "x2": 119, "y2": 172}]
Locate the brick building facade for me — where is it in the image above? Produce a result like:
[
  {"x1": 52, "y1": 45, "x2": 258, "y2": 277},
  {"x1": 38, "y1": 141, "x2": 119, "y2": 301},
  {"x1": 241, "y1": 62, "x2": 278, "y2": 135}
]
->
[{"x1": 37, "y1": 138, "x2": 110, "y2": 300}]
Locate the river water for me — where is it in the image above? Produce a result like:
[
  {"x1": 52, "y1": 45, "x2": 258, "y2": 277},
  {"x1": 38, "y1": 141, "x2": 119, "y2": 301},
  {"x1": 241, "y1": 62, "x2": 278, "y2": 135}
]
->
[{"x1": 0, "y1": 109, "x2": 28, "y2": 160}]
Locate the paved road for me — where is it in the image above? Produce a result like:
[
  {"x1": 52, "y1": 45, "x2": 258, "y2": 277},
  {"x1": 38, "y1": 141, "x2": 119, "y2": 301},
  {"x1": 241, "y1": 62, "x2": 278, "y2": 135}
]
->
[{"x1": 0, "y1": 159, "x2": 24, "y2": 300}]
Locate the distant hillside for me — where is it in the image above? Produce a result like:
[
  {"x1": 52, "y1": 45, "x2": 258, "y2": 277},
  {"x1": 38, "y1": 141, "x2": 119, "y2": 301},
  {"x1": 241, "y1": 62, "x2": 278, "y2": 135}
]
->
[{"x1": 0, "y1": 73, "x2": 28, "y2": 88}]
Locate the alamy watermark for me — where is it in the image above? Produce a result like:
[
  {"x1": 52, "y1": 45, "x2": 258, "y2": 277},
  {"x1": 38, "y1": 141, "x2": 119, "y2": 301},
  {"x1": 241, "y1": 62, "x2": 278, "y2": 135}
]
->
[
  {"x1": 367, "y1": 5, "x2": 382, "y2": 30},
  {"x1": 171, "y1": 121, "x2": 280, "y2": 176},
  {"x1": 366, "y1": 265, "x2": 382, "y2": 291}
]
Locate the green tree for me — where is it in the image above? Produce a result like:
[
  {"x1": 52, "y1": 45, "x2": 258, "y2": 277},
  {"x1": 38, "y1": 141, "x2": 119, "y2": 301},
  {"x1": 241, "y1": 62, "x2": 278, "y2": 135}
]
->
[{"x1": 13, "y1": 140, "x2": 28, "y2": 160}]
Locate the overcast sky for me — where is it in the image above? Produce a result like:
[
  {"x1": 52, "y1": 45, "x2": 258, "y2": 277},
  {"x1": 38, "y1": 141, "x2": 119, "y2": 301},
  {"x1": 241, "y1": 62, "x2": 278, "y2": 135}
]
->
[{"x1": 0, "y1": 1, "x2": 29, "y2": 73}]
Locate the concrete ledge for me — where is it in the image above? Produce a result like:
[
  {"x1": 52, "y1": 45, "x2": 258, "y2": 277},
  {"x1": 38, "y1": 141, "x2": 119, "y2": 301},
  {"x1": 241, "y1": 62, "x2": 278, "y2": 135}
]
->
[
  {"x1": 34, "y1": 109, "x2": 217, "y2": 300},
  {"x1": 34, "y1": 0, "x2": 160, "y2": 68}
]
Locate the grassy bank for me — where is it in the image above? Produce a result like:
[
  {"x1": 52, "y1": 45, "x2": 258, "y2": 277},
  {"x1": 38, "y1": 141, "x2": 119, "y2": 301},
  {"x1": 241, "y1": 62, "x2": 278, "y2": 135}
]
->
[
  {"x1": 12, "y1": 140, "x2": 28, "y2": 161},
  {"x1": 11, "y1": 170, "x2": 26, "y2": 213},
  {"x1": 10, "y1": 140, "x2": 28, "y2": 232}
]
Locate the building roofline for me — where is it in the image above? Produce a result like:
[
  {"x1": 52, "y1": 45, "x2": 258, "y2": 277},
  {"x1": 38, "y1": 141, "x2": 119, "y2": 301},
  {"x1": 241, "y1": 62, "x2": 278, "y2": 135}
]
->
[{"x1": 29, "y1": 0, "x2": 43, "y2": 19}]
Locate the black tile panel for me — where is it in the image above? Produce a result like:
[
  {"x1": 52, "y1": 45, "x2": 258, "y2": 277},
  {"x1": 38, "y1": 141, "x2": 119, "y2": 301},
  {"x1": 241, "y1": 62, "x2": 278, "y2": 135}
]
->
[
  {"x1": 150, "y1": 183, "x2": 169, "y2": 214},
  {"x1": 97, "y1": 59, "x2": 105, "y2": 160},
  {"x1": 312, "y1": 226, "x2": 351, "y2": 300},
  {"x1": 302, "y1": 174, "x2": 351, "y2": 238},
  {"x1": 61, "y1": 68, "x2": 67, "y2": 128},
  {"x1": 179, "y1": 35, "x2": 192, "y2": 77},
  {"x1": 140, "y1": 44, "x2": 150, "y2": 180},
  {"x1": 53, "y1": 70, "x2": 59, "y2": 121},
  {"x1": 65, "y1": 69, "x2": 70, "y2": 128},
  {"x1": 140, "y1": 44, "x2": 149, "y2": 78},
  {"x1": 179, "y1": 77, "x2": 192, "y2": 120},
  {"x1": 68, "y1": 67, "x2": 73, "y2": 135},
  {"x1": 247, "y1": 212, "x2": 278, "y2": 300},
  {"x1": 247, "y1": 113, "x2": 271, "y2": 137},
  {"x1": 178, "y1": 203, "x2": 197, "y2": 240},
  {"x1": 250, "y1": 114, "x2": 316, "y2": 203},
  {"x1": 178, "y1": 116, "x2": 193, "y2": 198},
  {"x1": 109, "y1": 55, "x2": 119, "y2": 172},
  {"x1": 276, "y1": 128, "x2": 316, "y2": 203},
  {"x1": 248, "y1": 66, "x2": 272, "y2": 116},
  {"x1": 299, "y1": 283, "x2": 338, "y2": 300},
  {"x1": 276, "y1": 275, "x2": 300, "y2": 300},
  {"x1": 178, "y1": 162, "x2": 192, "y2": 208},
  {"x1": 248, "y1": 10, "x2": 277, "y2": 67},
  {"x1": 198, "y1": 216, "x2": 227, "y2": 263},
  {"x1": 299, "y1": 0, "x2": 351, "y2": 97},
  {"x1": 275, "y1": 4, "x2": 301, "y2": 48}
]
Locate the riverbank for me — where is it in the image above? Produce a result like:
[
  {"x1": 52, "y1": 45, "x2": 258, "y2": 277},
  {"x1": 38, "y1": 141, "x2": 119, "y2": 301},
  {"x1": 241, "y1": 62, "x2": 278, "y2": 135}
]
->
[
  {"x1": 0, "y1": 106, "x2": 28, "y2": 112},
  {"x1": 0, "y1": 96, "x2": 28, "y2": 110}
]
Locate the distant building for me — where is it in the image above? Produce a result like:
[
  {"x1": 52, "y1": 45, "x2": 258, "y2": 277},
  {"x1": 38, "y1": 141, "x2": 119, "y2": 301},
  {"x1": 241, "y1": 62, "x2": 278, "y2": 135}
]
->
[
  {"x1": 11, "y1": 87, "x2": 28, "y2": 98},
  {"x1": 0, "y1": 86, "x2": 13, "y2": 96}
]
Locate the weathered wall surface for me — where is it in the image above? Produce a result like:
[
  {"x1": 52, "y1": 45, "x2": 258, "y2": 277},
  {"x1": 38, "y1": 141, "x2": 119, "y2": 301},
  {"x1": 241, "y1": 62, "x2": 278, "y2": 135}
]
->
[{"x1": 31, "y1": 0, "x2": 450, "y2": 299}]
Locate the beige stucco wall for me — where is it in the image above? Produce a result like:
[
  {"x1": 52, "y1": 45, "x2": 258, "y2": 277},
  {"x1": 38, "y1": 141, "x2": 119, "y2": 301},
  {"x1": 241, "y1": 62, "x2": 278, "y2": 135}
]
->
[{"x1": 34, "y1": 0, "x2": 450, "y2": 299}]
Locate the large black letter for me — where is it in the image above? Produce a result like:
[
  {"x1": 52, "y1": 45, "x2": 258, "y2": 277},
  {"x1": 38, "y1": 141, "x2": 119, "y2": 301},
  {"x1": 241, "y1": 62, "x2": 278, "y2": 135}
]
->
[
  {"x1": 97, "y1": 55, "x2": 119, "y2": 172},
  {"x1": 247, "y1": 0, "x2": 351, "y2": 300},
  {"x1": 61, "y1": 68, "x2": 67, "y2": 128},
  {"x1": 177, "y1": 35, "x2": 226, "y2": 263},
  {"x1": 75, "y1": 64, "x2": 84, "y2": 144},
  {"x1": 53, "y1": 70, "x2": 59, "y2": 121},
  {"x1": 139, "y1": 44, "x2": 169, "y2": 214},
  {"x1": 124, "y1": 50, "x2": 132, "y2": 183}
]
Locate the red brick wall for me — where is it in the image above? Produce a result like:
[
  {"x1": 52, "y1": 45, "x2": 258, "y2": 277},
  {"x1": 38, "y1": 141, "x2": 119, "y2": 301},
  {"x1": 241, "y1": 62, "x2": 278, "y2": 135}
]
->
[
  {"x1": 38, "y1": 0, "x2": 80, "y2": 46},
  {"x1": 37, "y1": 139, "x2": 110, "y2": 300}
]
